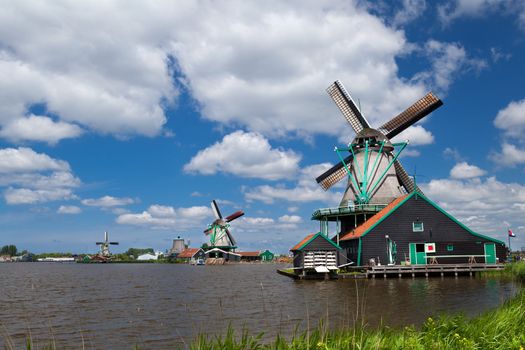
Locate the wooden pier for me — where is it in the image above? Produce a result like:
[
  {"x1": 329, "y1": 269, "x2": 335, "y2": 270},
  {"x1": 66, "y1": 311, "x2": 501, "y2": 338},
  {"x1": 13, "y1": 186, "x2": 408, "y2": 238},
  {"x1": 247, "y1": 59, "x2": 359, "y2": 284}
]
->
[
  {"x1": 278, "y1": 264, "x2": 505, "y2": 280},
  {"x1": 366, "y1": 263, "x2": 504, "y2": 278}
]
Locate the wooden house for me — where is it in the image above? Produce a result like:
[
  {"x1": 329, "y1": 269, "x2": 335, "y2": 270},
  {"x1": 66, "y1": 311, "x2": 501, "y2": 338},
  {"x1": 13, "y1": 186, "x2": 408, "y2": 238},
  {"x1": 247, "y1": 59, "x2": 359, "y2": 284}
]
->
[
  {"x1": 238, "y1": 251, "x2": 261, "y2": 262},
  {"x1": 290, "y1": 232, "x2": 343, "y2": 273},
  {"x1": 177, "y1": 248, "x2": 205, "y2": 264},
  {"x1": 260, "y1": 250, "x2": 274, "y2": 262},
  {"x1": 338, "y1": 191, "x2": 506, "y2": 266}
]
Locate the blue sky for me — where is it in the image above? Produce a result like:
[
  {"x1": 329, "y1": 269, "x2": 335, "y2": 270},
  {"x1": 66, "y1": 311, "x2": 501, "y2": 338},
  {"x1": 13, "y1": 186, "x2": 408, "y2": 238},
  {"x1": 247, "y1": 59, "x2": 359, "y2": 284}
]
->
[{"x1": 1, "y1": 0, "x2": 525, "y2": 254}]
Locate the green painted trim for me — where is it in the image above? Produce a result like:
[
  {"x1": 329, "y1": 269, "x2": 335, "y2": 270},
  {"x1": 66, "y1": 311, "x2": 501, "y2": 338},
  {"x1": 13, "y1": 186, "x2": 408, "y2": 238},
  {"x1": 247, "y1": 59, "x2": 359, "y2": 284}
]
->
[
  {"x1": 367, "y1": 141, "x2": 407, "y2": 198},
  {"x1": 417, "y1": 193, "x2": 506, "y2": 245},
  {"x1": 296, "y1": 232, "x2": 342, "y2": 251},
  {"x1": 357, "y1": 238, "x2": 362, "y2": 266}
]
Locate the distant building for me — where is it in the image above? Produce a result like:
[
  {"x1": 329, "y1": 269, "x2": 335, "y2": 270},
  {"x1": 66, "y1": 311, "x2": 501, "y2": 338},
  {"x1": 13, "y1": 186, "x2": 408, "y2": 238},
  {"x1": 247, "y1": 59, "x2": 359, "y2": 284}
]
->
[
  {"x1": 260, "y1": 250, "x2": 275, "y2": 262},
  {"x1": 0, "y1": 255, "x2": 12, "y2": 263},
  {"x1": 169, "y1": 237, "x2": 186, "y2": 255},
  {"x1": 137, "y1": 252, "x2": 163, "y2": 261},
  {"x1": 204, "y1": 248, "x2": 240, "y2": 262},
  {"x1": 238, "y1": 251, "x2": 261, "y2": 262},
  {"x1": 177, "y1": 248, "x2": 205, "y2": 264}
]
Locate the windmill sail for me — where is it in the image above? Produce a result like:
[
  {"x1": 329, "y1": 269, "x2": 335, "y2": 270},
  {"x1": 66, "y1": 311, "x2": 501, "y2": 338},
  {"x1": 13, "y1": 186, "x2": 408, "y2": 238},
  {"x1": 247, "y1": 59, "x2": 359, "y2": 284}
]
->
[
  {"x1": 327, "y1": 81, "x2": 370, "y2": 134},
  {"x1": 316, "y1": 155, "x2": 354, "y2": 191}
]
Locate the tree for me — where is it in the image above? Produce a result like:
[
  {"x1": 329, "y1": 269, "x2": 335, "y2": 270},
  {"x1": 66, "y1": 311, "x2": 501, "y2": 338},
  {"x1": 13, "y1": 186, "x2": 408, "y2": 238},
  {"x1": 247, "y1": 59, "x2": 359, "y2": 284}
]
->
[
  {"x1": 0, "y1": 245, "x2": 18, "y2": 256},
  {"x1": 124, "y1": 248, "x2": 154, "y2": 259}
]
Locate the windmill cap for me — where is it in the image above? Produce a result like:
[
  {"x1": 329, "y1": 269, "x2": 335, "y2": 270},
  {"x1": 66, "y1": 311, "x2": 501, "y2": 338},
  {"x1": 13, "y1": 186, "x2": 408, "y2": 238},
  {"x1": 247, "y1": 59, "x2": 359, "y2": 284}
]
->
[{"x1": 352, "y1": 128, "x2": 393, "y2": 149}]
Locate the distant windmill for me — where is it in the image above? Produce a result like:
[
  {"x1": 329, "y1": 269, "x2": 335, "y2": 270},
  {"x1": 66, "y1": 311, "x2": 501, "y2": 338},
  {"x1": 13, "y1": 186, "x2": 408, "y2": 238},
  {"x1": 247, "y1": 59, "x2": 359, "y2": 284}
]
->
[
  {"x1": 96, "y1": 231, "x2": 119, "y2": 257},
  {"x1": 204, "y1": 200, "x2": 244, "y2": 250},
  {"x1": 316, "y1": 81, "x2": 443, "y2": 206}
]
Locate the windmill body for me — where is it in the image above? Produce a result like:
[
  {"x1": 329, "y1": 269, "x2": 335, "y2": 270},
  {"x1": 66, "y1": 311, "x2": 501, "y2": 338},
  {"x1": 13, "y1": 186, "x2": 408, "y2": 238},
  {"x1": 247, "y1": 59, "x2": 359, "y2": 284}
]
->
[
  {"x1": 204, "y1": 200, "x2": 244, "y2": 251},
  {"x1": 95, "y1": 231, "x2": 119, "y2": 257},
  {"x1": 313, "y1": 80, "x2": 443, "y2": 235}
]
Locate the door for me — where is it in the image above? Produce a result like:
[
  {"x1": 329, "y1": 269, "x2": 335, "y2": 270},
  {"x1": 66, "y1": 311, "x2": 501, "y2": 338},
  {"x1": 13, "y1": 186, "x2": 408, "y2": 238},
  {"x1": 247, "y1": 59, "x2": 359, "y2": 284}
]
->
[
  {"x1": 484, "y1": 243, "x2": 496, "y2": 264},
  {"x1": 409, "y1": 243, "x2": 426, "y2": 265}
]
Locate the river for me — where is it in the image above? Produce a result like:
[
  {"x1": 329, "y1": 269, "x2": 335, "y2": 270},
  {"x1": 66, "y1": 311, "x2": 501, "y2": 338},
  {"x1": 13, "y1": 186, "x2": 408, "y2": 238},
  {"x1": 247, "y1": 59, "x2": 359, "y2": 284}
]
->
[{"x1": 0, "y1": 263, "x2": 518, "y2": 349}]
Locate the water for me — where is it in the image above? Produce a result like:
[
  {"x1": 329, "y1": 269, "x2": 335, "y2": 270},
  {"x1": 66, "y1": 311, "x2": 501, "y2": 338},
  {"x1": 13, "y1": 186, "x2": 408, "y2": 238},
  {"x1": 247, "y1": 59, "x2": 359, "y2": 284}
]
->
[{"x1": 0, "y1": 263, "x2": 518, "y2": 349}]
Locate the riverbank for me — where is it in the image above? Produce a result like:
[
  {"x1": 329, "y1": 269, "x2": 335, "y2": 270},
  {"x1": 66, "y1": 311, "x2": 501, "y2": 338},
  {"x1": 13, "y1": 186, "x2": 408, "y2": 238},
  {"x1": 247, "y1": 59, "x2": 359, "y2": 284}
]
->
[{"x1": 192, "y1": 262, "x2": 525, "y2": 349}]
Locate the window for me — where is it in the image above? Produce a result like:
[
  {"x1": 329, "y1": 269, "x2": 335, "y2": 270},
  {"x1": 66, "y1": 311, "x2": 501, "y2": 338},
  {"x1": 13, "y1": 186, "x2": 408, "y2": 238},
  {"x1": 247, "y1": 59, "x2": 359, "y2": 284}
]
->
[
  {"x1": 412, "y1": 222, "x2": 424, "y2": 232},
  {"x1": 447, "y1": 244, "x2": 454, "y2": 252}
]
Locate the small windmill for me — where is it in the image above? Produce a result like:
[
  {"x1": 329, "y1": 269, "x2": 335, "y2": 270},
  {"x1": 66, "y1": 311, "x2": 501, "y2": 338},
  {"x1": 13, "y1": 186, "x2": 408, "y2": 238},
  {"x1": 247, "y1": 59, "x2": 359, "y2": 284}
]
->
[
  {"x1": 204, "y1": 200, "x2": 244, "y2": 250},
  {"x1": 96, "y1": 231, "x2": 119, "y2": 257},
  {"x1": 316, "y1": 81, "x2": 443, "y2": 207}
]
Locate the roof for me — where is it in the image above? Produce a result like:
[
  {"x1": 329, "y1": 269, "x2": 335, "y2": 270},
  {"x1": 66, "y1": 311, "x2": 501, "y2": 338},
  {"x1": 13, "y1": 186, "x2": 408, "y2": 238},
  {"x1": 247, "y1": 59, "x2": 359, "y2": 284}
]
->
[
  {"x1": 177, "y1": 248, "x2": 202, "y2": 258},
  {"x1": 290, "y1": 233, "x2": 315, "y2": 251},
  {"x1": 340, "y1": 194, "x2": 409, "y2": 241},
  {"x1": 339, "y1": 191, "x2": 505, "y2": 245},
  {"x1": 205, "y1": 247, "x2": 241, "y2": 256},
  {"x1": 290, "y1": 232, "x2": 341, "y2": 251},
  {"x1": 238, "y1": 251, "x2": 260, "y2": 257}
]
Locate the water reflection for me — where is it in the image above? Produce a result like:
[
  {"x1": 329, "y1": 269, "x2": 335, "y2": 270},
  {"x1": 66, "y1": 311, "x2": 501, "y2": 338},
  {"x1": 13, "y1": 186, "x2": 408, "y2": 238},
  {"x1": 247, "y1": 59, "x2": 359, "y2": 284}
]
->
[{"x1": 0, "y1": 263, "x2": 518, "y2": 349}]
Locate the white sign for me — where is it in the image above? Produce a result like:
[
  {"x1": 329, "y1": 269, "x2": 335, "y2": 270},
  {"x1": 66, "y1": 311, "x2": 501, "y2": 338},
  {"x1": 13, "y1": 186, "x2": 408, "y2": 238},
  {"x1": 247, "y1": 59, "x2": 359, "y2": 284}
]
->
[{"x1": 425, "y1": 243, "x2": 436, "y2": 253}]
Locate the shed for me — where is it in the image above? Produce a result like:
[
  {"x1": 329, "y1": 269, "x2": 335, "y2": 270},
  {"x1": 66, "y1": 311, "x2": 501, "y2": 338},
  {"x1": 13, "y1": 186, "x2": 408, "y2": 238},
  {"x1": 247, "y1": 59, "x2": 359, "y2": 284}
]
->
[
  {"x1": 238, "y1": 251, "x2": 261, "y2": 262},
  {"x1": 178, "y1": 248, "x2": 205, "y2": 264},
  {"x1": 290, "y1": 232, "x2": 342, "y2": 273},
  {"x1": 338, "y1": 191, "x2": 506, "y2": 266},
  {"x1": 260, "y1": 250, "x2": 275, "y2": 262},
  {"x1": 204, "y1": 248, "x2": 241, "y2": 262}
]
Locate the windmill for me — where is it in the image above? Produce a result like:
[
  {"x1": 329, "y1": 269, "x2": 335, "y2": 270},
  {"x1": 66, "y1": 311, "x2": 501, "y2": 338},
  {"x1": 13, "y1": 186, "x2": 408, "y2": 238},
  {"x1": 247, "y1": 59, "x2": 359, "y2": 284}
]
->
[
  {"x1": 204, "y1": 200, "x2": 244, "y2": 250},
  {"x1": 316, "y1": 81, "x2": 443, "y2": 207},
  {"x1": 96, "y1": 231, "x2": 119, "y2": 257}
]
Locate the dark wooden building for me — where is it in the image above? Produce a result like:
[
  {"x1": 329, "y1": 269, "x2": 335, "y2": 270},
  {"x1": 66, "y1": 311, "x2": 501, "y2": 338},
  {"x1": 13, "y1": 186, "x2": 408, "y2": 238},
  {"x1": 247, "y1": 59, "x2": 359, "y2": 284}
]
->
[
  {"x1": 338, "y1": 191, "x2": 506, "y2": 266},
  {"x1": 177, "y1": 248, "x2": 205, "y2": 263},
  {"x1": 238, "y1": 251, "x2": 261, "y2": 262},
  {"x1": 290, "y1": 232, "x2": 343, "y2": 273}
]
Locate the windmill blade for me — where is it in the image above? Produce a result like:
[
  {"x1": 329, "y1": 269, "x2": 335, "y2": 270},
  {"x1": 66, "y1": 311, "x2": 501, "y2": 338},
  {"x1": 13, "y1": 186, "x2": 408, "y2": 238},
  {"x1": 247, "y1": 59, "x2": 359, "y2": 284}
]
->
[
  {"x1": 225, "y1": 210, "x2": 244, "y2": 222},
  {"x1": 394, "y1": 160, "x2": 422, "y2": 194},
  {"x1": 204, "y1": 227, "x2": 213, "y2": 235},
  {"x1": 225, "y1": 227, "x2": 236, "y2": 246},
  {"x1": 211, "y1": 200, "x2": 222, "y2": 220},
  {"x1": 315, "y1": 154, "x2": 353, "y2": 191},
  {"x1": 95, "y1": 242, "x2": 104, "y2": 245},
  {"x1": 379, "y1": 92, "x2": 443, "y2": 139},
  {"x1": 327, "y1": 80, "x2": 370, "y2": 134},
  {"x1": 109, "y1": 242, "x2": 119, "y2": 245}
]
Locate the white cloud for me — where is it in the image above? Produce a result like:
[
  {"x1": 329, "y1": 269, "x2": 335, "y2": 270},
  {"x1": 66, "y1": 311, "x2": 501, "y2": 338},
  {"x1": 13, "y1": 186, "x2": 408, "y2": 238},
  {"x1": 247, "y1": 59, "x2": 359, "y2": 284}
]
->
[
  {"x1": 392, "y1": 125, "x2": 434, "y2": 146},
  {"x1": 450, "y1": 162, "x2": 487, "y2": 179},
  {"x1": 116, "y1": 204, "x2": 212, "y2": 229},
  {"x1": 392, "y1": 0, "x2": 427, "y2": 26},
  {"x1": 413, "y1": 40, "x2": 486, "y2": 94},
  {"x1": 489, "y1": 143, "x2": 525, "y2": 167},
  {"x1": 0, "y1": 115, "x2": 83, "y2": 144},
  {"x1": 422, "y1": 176, "x2": 525, "y2": 241},
  {"x1": 244, "y1": 163, "x2": 343, "y2": 205},
  {"x1": 57, "y1": 205, "x2": 82, "y2": 214},
  {"x1": 494, "y1": 99, "x2": 525, "y2": 139},
  {"x1": 81, "y1": 196, "x2": 135, "y2": 207},
  {"x1": 278, "y1": 215, "x2": 302, "y2": 224},
  {"x1": 0, "y1": 147, "x2": 79, "y2": 204},
  {"x1": 184, "y1": 130, "x2": 301, "y2": 180},
  {"x1": 0, "y1": 147, "x2": 69, "y2": 173},
  {"x1": 437, "y1": 0, "x2": 522, "y2": 26}
]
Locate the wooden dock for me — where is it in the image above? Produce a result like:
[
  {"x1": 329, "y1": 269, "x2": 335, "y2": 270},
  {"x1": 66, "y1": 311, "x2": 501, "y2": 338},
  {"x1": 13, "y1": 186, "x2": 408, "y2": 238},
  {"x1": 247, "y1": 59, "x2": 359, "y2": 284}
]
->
[
  {"x1": 366, "y1": 263, "x2": 504, "y2": 278},
  {"x1": 278, "y1": 264, "x2": 505, "y2": 280}
]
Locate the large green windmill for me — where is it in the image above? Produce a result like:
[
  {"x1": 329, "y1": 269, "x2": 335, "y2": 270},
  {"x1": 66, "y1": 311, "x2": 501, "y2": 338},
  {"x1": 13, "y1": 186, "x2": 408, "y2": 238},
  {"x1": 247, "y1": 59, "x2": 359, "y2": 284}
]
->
[{"x1": 203, "y1": 200, "x2": 244, "y2": 251}]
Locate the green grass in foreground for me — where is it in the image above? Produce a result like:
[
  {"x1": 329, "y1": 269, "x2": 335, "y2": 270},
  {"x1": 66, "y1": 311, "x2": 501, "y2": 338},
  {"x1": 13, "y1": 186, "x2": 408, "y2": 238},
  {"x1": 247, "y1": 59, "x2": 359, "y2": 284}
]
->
[{"x1": 190, "y1": 262, "x2": 525, "y2": 350}]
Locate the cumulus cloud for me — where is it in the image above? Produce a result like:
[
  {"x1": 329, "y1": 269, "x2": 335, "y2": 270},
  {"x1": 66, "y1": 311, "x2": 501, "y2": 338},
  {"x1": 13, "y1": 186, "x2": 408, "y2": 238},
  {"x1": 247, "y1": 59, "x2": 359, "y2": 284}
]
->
[
  {"x1": 392, "y1": 0, "x2": 427, "y2": 26},
  {"x1": 494, "y1": 99, "x2": 525, "y2": 139},
  {"x1": 0, "y1": 147, "x2": 79, "y2": 204},
  {"x1": 184, "y1": 130, "x2": 301, "y2": 180},
  {"x1": 489, "y1": 143, "x2": 525, "y2": 167},
  {"x1": 81, "y1": 196, "x2": 135, "y2": 207},
  {"x1": 57, "y1": 205, "x2": 82, "y2": 214},
  {"x1": 422, "y1": 176, "x2": 525, "y2": 241},
  {"x1": 245, "y1": 163, "x2": 343, "y2": 205},
  {"x1": 450, "y1": 162, "x2": 487, "y2": 179},
  {"x1": 278, "y1": 215, "x2": 302, "y2": 224},
  {"x1": 116, "y1": 204, "x2": 211, "y2": 229},
  {"x1": 413, "y1": 40, "x2": 486, "y2": 94},
  {"x1": 0, "y1": 115, "x2": 83, "y2": 144},
  {"x1": 392, "y1": 125, "x2": 434, "y2": 146},
  {"x1": 437, "y1": 0, "x2": 523, "y2": 26}
]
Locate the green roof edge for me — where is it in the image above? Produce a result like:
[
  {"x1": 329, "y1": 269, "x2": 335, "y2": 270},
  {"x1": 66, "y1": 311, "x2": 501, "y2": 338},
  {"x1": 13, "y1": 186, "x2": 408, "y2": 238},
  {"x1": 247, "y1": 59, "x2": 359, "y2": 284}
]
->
[{"x1": 297, "y1": 232, "x2": 342, "y2": 251}]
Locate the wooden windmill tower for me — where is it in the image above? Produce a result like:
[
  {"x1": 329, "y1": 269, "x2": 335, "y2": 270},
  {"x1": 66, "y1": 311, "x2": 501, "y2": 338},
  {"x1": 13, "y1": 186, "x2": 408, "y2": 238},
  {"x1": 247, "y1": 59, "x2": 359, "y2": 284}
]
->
[
  {"x1": 204, "y1": 200, "x2": 244, "y2": 251},
  {"x1": 312, "y1": 81, "x2": 443, "y2": 235},
  {"x1": 96, "y1": 231, "x2": 119, "y2": 257}
]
